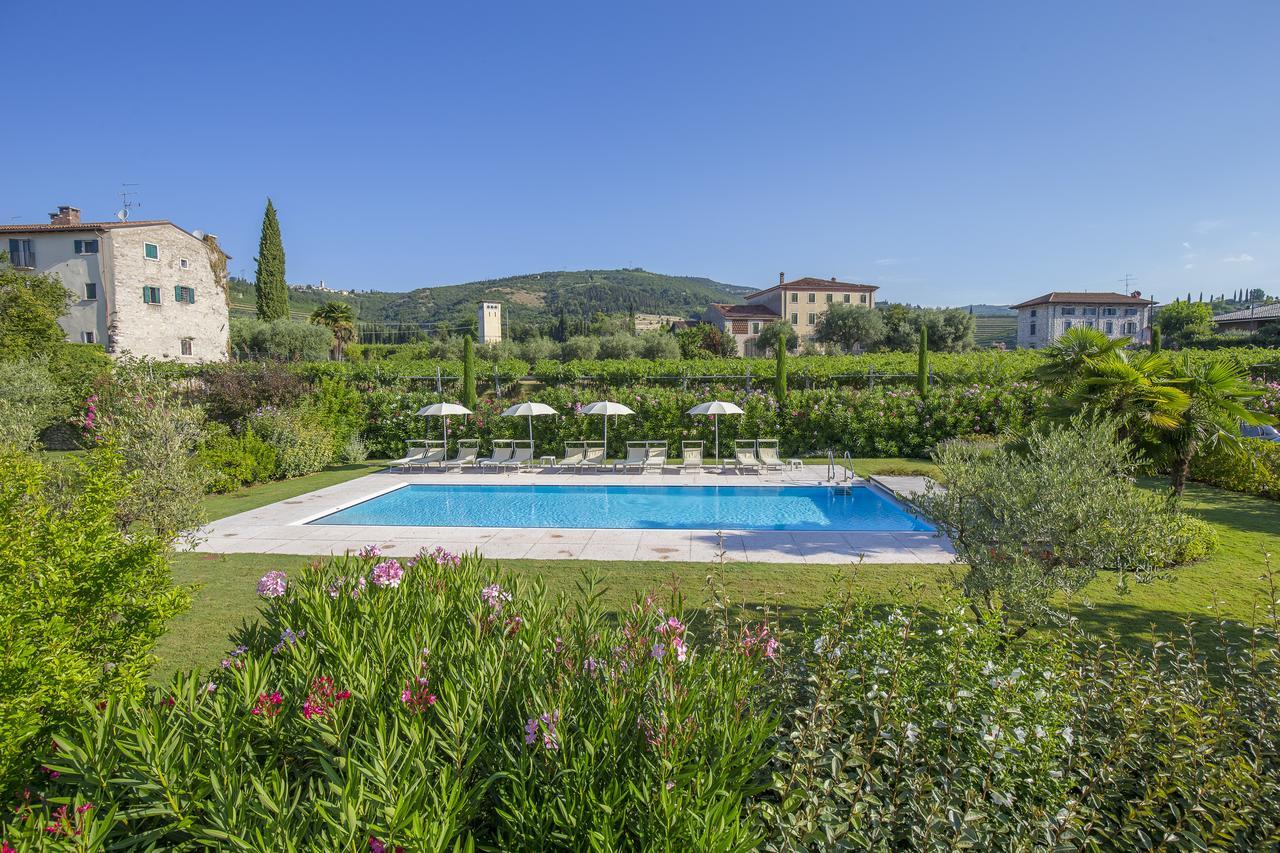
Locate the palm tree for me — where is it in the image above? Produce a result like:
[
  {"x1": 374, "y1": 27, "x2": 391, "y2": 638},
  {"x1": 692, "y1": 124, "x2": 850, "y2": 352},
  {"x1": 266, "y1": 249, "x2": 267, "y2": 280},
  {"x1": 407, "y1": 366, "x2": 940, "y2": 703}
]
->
[
  {"x1": 1034, "y1": 326, "x2": 1131, "y2": 391},
  {"x1": 1161, "y1": 355, "x2": 1271, "y2": 495},
  {"x1": 310, "y1": 301, "x2": 356, "y2": 361}
]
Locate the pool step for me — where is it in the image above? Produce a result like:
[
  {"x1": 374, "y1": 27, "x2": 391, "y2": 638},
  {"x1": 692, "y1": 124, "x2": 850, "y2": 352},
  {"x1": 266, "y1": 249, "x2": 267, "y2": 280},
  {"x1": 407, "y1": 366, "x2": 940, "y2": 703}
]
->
[{"x1": 830, "y1": 484, "x2": 855, "y2": 496}]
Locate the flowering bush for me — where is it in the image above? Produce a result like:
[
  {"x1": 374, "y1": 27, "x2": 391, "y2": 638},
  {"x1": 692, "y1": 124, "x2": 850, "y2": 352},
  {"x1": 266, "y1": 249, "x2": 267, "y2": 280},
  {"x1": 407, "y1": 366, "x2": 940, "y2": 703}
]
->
[
  {"x1": 764, "y1": 591, "x2": 1280, "y2": 849},
  {"x1": 1190, "y1": 436, "x2": 1280, "y2": 500},
  {"x1": 5, "y1": 551, "x2": 777, "y2": 848}
]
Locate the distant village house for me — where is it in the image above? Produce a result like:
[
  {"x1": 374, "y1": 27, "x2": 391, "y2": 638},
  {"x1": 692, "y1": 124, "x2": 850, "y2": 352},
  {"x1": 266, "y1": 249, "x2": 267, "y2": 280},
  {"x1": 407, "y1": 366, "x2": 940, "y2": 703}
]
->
[
  {"x1": 705, "y1": 273, "x2": 879, "y2": 356},
  {"x1": 2, "y1": 205, "x2": 230, "y2": 362},
  {"x1": 1012, "y1": 290, "x2": 1154, "y2": 349},
  {"x1": 1210, "y1": 302, "x2": 1280, "y2": 333}
]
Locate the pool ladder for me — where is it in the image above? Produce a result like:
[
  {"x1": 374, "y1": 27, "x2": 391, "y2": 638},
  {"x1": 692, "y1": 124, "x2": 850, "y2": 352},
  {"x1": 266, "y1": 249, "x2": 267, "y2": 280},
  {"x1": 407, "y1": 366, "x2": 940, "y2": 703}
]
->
[{"x1": 827, "y1": 450, "x2": 854, "y2": 491}]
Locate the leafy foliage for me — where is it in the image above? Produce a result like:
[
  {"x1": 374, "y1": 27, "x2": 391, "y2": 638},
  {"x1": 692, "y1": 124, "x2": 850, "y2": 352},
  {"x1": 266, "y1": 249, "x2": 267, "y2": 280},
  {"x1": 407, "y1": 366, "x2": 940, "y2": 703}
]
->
[
  {"x1": 6, "y1": 552, "x2": 777, "y2": 848},
  {"x1": 0, "y1": 360, "x2": 67, "y2": 449},
  {"x1": 1189, "y1": 436, "x2": 1280, "y2": 499},
  {"x1": 754, "y1": 320, "x2": 797, "y2": 355},
  {"x1": 309, "y1": 301, "x2": 355, "y2": 359},
  {"x1": 878, "y1": 303, "x2": 977, "y2": 352},
  {"x1": 0, "y1": 448, "x2": 190, "y2": 793},
  {"x1": 813, "y1": 303, "x2": 886, "y2": 353},
  {"x1": 0, "y1": 259, "x2": 70, "y2": 361},
  {"x1": 1156, "y1": 299, "x2": 1214, "y2": 345},
  {"x1": 919, "y1": 417, "x2": 1209, "y2": 628},
  {"x1": 230, "y1": 317, "x2": 333, "y2": 362}
]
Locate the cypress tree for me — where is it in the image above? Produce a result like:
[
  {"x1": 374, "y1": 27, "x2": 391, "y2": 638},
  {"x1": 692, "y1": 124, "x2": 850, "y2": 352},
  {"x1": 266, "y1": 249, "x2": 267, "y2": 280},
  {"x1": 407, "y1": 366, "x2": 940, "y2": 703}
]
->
[
  {"x1": 916, "y1": 325, "x2": 929, "y2": 396},
  {"x1": 461, "y1": 336, "x2": 477, "y2": 409},
  {"x1": 254, "y1": 198, "x2": 289, "y2": 321},
  {"x1": 1151, "y1": 325, "x2": 1162, "y2": 353},
  {"x1": 774, "y1": 340, "x2": 787, "y2": 406}
]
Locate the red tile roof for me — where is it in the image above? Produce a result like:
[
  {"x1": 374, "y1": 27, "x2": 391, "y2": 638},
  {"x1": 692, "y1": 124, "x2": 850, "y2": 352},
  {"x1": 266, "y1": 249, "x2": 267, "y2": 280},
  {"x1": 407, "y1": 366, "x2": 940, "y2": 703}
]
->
[
  {"x1": 0, "y1": 219, "x2": 172, "y2": 233},
  {"x1": 748, "y1": 277, "x2": 879, "y2": 299},
  {"x1": 708, "y1": 302, "x2": 781, "y2": 319},
  {"x1": 1010, "y1": 291, "x2": 1156, "y2": 309}
]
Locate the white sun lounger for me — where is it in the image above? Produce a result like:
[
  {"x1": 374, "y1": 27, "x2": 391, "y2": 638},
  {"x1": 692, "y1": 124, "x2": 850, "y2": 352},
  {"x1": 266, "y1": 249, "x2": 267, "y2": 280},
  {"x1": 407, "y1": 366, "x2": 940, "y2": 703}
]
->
[
  {"x1": 443, "y1": 439, "x2": 480, "y2": 471},
  {"x1": 756, "y1": 439, "x2": 786, "y2": 471},
  {"x1": 614, "y1": 442, "x2": 649, "y2": 473},
  {"x1": 478, "y1": 440, "x2": 514, "y2": 471},
  {"x1": 504, "y1": 442, "x2": 535, "y2": 472},
  {"x1": 559, "y1": 442, "x2": 587, "y2": 469},
  {"x1": 644, "y1": 442, "x2": 668, "y2": 473},
  {"x1": 681, "y1": 441, "x2": 704, "y2": 473},
  {"x1": 577, "y1": 443, "x2": 607, "y2": 472},
  {"x1": 732, "y1": 440, "x2": 763, "y2": 474}
]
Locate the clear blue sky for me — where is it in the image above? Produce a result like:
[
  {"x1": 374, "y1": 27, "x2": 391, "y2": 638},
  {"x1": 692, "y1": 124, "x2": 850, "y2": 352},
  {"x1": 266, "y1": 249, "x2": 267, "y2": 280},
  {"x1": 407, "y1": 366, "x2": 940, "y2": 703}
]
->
[{"x1": 6, "y1": 1, "x2": 1278, "y2": 306}]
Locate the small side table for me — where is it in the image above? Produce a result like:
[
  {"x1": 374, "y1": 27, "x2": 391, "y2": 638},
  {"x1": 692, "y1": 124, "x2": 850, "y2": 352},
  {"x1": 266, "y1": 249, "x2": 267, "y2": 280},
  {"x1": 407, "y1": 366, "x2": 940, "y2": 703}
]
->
[
  {"x1": 539, "y1": 455, "x2": 556, "y2": 469},
  {"x1": 786, "y1": 458, "x2": 803, "y2": 470}
]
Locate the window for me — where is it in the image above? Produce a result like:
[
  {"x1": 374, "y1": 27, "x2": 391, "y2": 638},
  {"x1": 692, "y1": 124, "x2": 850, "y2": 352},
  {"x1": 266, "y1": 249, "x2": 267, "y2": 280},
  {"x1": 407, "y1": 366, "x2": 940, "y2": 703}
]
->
[
  {"x1": 1105, "y1": 321, "x2": 1114, "y2": 334},
  {"x1": 790, "y1": 312, "x2": 798, "y2": 325},
  {"x1": 174, "y1": 285, "x2": 196, "y2": 304},
  {"x1": 825, "y1": 293, "x2": 833, "y2": 303},
  {"x1": 1102, "y1": 307, "x2": 1117, "y2": 316},
  {"x1": 1124, "y1": 322, "x2": 1136, "y2": 334},
  {"x1": 74, "y1": 239, "x2": 99, "y2": 254},
  {"x1": 1123, "y1": 308, "x2": 1138, "y2": 316},
  {"x1": 1061, "y1": 307, "x2": 1076, "y2": 316},
  {"x1": 144, "y1": 242, "x2": 159, "y2": 260},
  {"x1": 807, "y1": 313, "x2": 817, "y2": 325},
  {"x1": 1029, "y1": 322, "x2": 1037, "y2": 336},
  {"x1": 751, "y1": 321, "x2": 761, "y2": 334},
  {"x1": 180, "y1": 339, "x2": 193, "y2": 356},
  {"x1": 790, "y1": 293, "x2": 798, "y2": 303},
  {"x1": 807, "y1": 293, "x2": 816, "y2": 303},
  {"x1": 843, "y1": 294, "x2": 850, "y2": 303},
  {"x1": 142, "y1": 286, "x2": 161, "y2": 304},
  {"x1": 1064, "y1": 320, "x2": 1073, "y2": 330},
  {"x1": 180, "y1": 258, "x2": 190, "y2": 270},
  {"x1": 82, "y1": 331, "x2": 96, "y2": 344},
  {"x1": 860, "y1": 293, "x2": 868, "y2": 304},
  {"x1": 7, "y1": 239, "x2": 35, "y2": 268},
  {"x1": 1029, "y1": 309, "x2": 1037, "y2": 317},
  {"x1": 1083, "y1": 307, "x2": 1097, "y2": 316},
  {"x1": 84, "y1": 282, "x2": 97, "y2": 300}
]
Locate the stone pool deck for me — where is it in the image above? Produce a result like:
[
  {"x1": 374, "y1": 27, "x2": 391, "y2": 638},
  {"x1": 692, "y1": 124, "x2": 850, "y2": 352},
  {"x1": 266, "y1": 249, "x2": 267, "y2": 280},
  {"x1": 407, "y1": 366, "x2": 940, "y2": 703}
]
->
[{"x1": 189, "y1": 465, "x2": 955, "y2": 565}]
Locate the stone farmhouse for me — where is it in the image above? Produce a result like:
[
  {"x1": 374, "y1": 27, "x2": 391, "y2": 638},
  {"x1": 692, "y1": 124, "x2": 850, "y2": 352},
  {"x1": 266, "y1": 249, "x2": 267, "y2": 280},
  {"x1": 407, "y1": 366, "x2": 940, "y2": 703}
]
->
[
  {"x1": 2, "y1": 205, "x2": 230, "y2": 362},
  {"x1": 705, "y1": 273, "x2": 879, "y2": 356},
  {"x1": 1012, "y1": 290, "x2": 1155, "y2": 349}
]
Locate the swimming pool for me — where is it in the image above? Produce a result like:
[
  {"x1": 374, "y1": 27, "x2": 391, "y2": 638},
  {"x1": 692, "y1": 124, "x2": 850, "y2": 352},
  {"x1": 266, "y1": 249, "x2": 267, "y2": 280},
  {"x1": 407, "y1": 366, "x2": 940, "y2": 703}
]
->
[{"x1": 308, "y1": 484, "x2": 933, "y2": 532}]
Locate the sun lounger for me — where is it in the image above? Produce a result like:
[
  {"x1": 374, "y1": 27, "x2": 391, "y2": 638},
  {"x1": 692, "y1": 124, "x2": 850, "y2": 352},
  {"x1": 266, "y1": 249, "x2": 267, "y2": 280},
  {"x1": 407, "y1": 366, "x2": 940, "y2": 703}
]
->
[
  {"x1": 644, "y1": 442, "x2": 668, "y2": 472},
  {"x1": 443, "y1": 439, "x2": 480, "y2": 471},
  {"x1": 390, "y1": 440, "x2": 444, "y2": 472},
  {"x1": 559, "y1": 442, "x2": 587, "y2": 469},
  {"x1": 410, "y1": 443, "x2": 447, "y2": 472},
  {"x1": 732, "y1": 440, "x2": 763, "y2": 474},
  {"x1": 614, "y1": 442, "x2": 649, "y2": 473},
  {"x1": 577, "y1": 442, "x2": 607, "y2": 471},
  {"x1": 681, "y1": 441, "x2": 704, "y2": 473},
  {"x1": 756, "y1": 439, "x2": 786, "y2": 471},
  {"x1": 504, "y1": 442, "x2": 535, "y2": 472},
  {"x1": 478, "y1": 440, "x2": 514, "y2": 471}
]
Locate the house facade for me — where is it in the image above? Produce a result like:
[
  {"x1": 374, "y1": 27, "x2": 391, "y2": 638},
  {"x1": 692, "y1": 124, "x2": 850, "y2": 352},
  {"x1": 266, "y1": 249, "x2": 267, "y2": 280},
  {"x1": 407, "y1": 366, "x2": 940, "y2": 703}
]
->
[
  {"x1": 1210, "y1": 302, "x2": 1280, "y2": 333},
  {"x1": 1012, "y1": 291, "x2": 1155, "y2": 349},
  {"x1": 2, "y1": 206, "x2": 230, "y2": 362},
  {"x1": 705, "y1": 273, "x2": 879, "y2": 356}
]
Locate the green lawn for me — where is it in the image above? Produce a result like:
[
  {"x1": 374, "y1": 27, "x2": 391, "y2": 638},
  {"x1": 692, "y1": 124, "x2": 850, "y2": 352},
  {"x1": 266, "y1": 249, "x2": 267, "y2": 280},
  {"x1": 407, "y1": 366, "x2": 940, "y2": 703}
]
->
[{"x1": 153, "y1": 460, "x2": 1280, "y2": 681}]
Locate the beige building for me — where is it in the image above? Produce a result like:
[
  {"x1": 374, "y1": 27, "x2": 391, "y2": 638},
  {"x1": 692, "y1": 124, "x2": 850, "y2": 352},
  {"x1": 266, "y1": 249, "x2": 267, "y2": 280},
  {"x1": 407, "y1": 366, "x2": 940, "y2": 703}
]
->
[
  {"x1": 705, "y1": 273, "x2": 879, "y2": 356},
  {"x1": 2, "y1": 205, "x2": 230, "y2": 362},
  {"x1": 478, "y1": 301, "x2": 502, "y2": 343},
  {"x1": 1012, "y1": 291, "x2": 1155, "y2": 349}
]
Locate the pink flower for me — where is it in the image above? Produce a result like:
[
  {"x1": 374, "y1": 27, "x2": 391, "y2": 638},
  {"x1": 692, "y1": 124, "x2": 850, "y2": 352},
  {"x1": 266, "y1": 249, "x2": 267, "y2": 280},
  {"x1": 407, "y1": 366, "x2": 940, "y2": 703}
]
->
[
  {"x1": 481, "y1": 583, "x2": 511, "y2": 611},
  {"x1": 256, "y1": 571, "x2": 288, "y2": 598},
  {"x1": 370, "y1": 559, "x2": 404, "y2": 588},
  {"x1": 358, "y1": 544, "x2": 382, "y2": 559},
  {"x1": 251, "y1": 691, "x2": 283, "y2": 718},
  {"x1": 524, "y1": 710, "x2": 561, "y2": 750},
  {"x1": 400, "y1": 677, "x2": 437, "y2": 712}
]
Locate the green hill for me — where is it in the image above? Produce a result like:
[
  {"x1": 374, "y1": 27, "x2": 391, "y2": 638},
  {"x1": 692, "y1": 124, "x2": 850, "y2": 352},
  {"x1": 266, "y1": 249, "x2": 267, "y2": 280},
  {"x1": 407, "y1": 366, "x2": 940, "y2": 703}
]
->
[{"x1": 229, "y1": 269, "x2": 751, "y2": 330}]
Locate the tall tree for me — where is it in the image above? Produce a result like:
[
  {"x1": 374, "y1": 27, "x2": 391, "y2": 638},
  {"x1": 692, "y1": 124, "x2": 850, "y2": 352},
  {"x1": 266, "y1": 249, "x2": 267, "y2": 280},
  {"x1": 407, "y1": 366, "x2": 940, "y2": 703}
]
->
[
  {"x1": 754, "y1": 320, "x2": 797, "y2": 355},
  {"x1": 310, "y1": 301, "x2": 356, "y2": 360},
  {"x1": 774, "y1": 340, "x2": 788, "y2": 406},
  {"x1": 0, "y1": 261, "x2": 69, "y2": 360},
  {"x1": 916, "y1": 325, "x2": 929, "y2": 396},
  {"x1": 813, "y1": 303, "x2": 886, "y2": 353},
  {"x1": 254, "y1": 198, "x2": 289, "y2": 321},
  {"x1": 461, "y1": 336, "x2": 477, "y2": 409},
  {"x1": 1150, "y1": 325, "x2": 1162, "y2": 353}
]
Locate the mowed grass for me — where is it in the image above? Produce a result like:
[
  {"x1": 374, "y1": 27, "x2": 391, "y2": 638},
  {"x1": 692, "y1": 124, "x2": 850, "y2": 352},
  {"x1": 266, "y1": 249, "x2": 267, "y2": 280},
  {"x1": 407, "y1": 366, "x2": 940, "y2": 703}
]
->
[{"x1": 152, "y1": 460, "x2": 1280, "y2": 680}]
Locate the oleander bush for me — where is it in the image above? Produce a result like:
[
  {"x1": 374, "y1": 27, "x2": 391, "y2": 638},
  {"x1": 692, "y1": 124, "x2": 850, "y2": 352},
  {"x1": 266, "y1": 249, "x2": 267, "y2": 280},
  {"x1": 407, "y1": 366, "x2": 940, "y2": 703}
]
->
[
  {"x1": 5, "y1": 551, "x2": 778, "y2": 849},
  {"x1": 763, "y1": 591, "x2": 1280, "y2": 850},
  {"x1": 0, "y1": 448, "x2": 190, "y2": 795}
]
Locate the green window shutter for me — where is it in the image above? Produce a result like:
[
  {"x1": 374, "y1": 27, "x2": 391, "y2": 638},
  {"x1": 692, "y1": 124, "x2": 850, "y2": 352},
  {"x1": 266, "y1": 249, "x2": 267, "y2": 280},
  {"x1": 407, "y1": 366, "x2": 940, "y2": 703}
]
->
[
  {"x1": 175, "y1": 285, "x2": 182, "y2": 302},
  {"x1": 189, "y1": 287, "x2": 196, "y2": 304},
  {"x1": 142, "y1": 287, "x2": 148, "y2": 303}
]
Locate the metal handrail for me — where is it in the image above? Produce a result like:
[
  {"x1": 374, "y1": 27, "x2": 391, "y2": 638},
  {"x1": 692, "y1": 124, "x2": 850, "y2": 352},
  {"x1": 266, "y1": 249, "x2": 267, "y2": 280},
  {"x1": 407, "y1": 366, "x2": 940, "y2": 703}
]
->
[{"x1": 843, "y1": 451, "x2": 853, "y2": 482}]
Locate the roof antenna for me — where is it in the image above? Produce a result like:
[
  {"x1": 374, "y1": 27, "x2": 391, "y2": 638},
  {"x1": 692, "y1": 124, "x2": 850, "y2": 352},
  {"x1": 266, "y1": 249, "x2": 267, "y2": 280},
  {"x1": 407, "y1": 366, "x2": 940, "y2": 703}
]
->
[
  {"x1": 1118, "y1": 273, "x2": 1137, "y2": 289},
  {"x1": 117, "y1": 183, "x2": 141, "y2": 221}
]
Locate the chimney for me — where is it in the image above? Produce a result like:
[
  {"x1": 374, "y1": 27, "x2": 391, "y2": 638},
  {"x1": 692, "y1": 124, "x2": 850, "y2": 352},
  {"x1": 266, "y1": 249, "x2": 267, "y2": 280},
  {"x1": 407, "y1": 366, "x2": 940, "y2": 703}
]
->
[
  {"x1": 1131, "y1": 290, "x2": 1141, "y2": 298},
  {"x1": 831, "y1": 276, "x2": 837, "y2": 283},
  {"x1": 779, "y1": 272, "x2": 785, "y2": 286},
  {"x1": 49, "y1": 205, "x2": 81, "y2": 226}
]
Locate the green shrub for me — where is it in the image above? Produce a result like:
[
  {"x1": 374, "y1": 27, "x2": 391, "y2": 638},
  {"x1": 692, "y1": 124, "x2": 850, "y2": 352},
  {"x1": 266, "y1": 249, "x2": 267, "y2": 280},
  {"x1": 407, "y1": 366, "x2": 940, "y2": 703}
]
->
[
  {"x1": 0, "y1": 448, "x2": 190, "y2": 793},
  {"x1": 1169, "y1": 514, "x2": 1220, "y2": 564},
  {"x1": 305, "y1": 376, "x2": 367, "y2": 455},
  {"x1": 1189, "y1": 436, "x2": 1280, "y2": 499},
  {"x1": 248, "y1": 407, "x2": 334, "y2": 479},
  {"x1": 337, "y1": 434, "x2": 369, "y2": 463},
  {"x1": 230, "y1": 317, "x2": 333, "y2": 362},
  {"x1": 765, "y1": 592, "x2": 1280, "y2": 848},
  {"x1": 0, "y1": 359, "x2": 66, "y2": 449},
  {"x1": 196, "y1": 424, "x2": 278, "y2": 493},
  {"x1": 7, "y1": 552, "x2": 777, "y2": 848}
]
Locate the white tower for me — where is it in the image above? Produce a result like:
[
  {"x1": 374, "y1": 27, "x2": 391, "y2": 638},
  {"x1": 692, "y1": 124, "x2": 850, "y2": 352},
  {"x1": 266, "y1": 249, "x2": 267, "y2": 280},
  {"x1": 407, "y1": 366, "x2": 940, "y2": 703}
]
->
[{"x1": 478, "y1": 302, "x2": 502, "y2": 344}]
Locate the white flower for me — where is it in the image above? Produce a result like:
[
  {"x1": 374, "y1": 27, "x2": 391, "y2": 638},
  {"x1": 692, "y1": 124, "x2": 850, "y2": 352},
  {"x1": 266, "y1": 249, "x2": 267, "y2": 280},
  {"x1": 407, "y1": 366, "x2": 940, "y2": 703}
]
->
[
  {"x1": 1061, "y1": 725, "x2": 1074, "y2": 746},
  {"x1": 982, "y1": 724, "x2": 1002, "y2": 743},
  {"x1": 981, "y1": 661, "x2": 996, "y2": 676},
  {"x1": 1034, "y1": 725, "x2": 1047, "y2": 739},
  {"x1": 1013, "y1": 726, "x2": 1026, "y2": 743}
]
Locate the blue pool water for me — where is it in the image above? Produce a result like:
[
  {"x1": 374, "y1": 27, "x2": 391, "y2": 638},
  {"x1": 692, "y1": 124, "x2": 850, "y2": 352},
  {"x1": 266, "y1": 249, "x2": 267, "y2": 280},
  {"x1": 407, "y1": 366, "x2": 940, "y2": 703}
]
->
[{"x1": 309, "y1": 484, "x2": 933, "y2": 532}]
